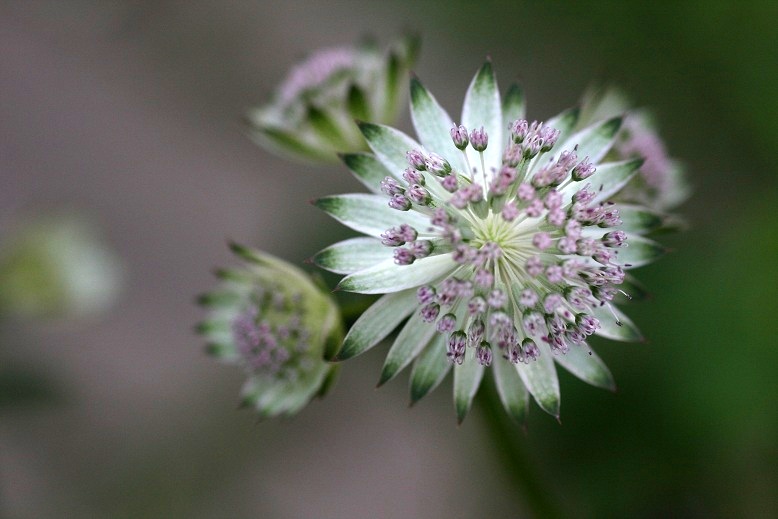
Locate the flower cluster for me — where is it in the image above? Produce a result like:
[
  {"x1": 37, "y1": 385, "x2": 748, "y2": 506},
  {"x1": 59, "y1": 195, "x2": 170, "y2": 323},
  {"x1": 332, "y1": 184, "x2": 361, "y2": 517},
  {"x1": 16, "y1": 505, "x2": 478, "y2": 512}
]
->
[
  {"x1": 579, "y1": 87, "x2": 690, "y2": 213},
  {"x1": 314, "y1": 62, "x2": 669, "y2": 423},
  {"x1": 245, "y1": 34, "x2": 419, "y2": 164},
  {"x1": 198, "y1": 243, "x2": 342, "y2": 417}
]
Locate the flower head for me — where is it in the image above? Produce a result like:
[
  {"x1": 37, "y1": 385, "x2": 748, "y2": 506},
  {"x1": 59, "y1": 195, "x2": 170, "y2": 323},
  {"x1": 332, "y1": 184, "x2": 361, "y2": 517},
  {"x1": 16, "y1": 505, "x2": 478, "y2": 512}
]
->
[
  {"x1": 579, "y1": 87, "x2": 691, "y2": 213},
  {"x1": 197, "y1": 243, "x2": 343, "y2": 417},
  {"x1": 0, "y1": 214, "x2": 123, "y2": 319},
  {"x1": 245, "y1": 34, "x2": 419, "y2": 164},
  {"x1": 314, "y1": 62, "x2": 676, "y2": 423}
]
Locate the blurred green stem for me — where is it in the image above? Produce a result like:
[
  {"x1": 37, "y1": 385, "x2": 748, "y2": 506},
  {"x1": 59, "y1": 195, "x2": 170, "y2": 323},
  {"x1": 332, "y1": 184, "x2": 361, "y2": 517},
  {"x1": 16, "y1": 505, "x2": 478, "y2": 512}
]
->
[
  {"x1": 477, "y1": 381, "x2": 564, "y2": 519},
  {"x1": 338, "y1": 296, "x2": 562, "y2": 516}
]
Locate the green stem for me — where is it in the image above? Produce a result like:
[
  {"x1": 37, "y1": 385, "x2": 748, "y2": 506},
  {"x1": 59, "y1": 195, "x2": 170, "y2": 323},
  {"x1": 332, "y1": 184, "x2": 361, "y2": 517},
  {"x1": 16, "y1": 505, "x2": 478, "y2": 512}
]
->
[{"x1": 477, "y1": 380, "x2": 565, "y2": 519}]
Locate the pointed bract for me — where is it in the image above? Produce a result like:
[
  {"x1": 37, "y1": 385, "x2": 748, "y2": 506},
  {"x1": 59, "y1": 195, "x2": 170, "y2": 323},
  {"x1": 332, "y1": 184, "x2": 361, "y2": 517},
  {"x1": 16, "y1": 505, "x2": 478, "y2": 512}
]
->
[{"x1": 314, "y1": 63, "x2": 686, "y2": 423}]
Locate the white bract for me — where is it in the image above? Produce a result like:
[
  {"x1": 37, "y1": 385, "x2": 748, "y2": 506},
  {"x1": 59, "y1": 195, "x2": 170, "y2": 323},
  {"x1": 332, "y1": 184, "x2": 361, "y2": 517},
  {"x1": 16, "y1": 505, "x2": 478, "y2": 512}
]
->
[{"x1": 315, "y1": 62, "x2": 674, "y2": 423}]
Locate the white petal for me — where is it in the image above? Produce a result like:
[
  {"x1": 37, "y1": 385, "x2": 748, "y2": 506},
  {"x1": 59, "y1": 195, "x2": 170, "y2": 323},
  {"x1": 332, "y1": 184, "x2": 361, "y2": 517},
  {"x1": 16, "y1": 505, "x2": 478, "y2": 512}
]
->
[
  {"x1": 335, "y1": 289, "x2": 418, "y2": 360},
  {"x1": 313, "y1": 237, "x2": 393, "y2": 274},
  {"x1": 461, "y1": 61, "x2": 503, "y2": 182},
  {"x1": 341, "y1": 152, "x2": 394, "y2": 194},
  {"x1": 337, "y1": 253, "x2": 456, "y2": 294},
  {"x1": 453, "y1": 350, "x2": 485, "y2": 423},
  {"x1": 410, "y1": 77, "x2": 467, "y2": 172},
  {"x1": 515, "y1": 348, "x2": 560, "y2": 418},
  {"x1": 314, "y1": 194, "x2": 430, "y2": 238},
  {"x1": 554, "y1": 345, "x2": 616, "y2": 390},
  {"x1": 379, "y1": 309, "x2": 438, "y2": 385}
]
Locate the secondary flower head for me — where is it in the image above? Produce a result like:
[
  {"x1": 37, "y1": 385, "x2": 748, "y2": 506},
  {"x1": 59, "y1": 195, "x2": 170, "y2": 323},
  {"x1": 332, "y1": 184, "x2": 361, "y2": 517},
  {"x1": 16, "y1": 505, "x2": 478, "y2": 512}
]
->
[
  {"x1": 245, "y1": 34, "x2": 419, "y2": 164},
  {"x1": 0, "y1": 214, "x2": 123, "y2": 319},
  {"x1": 314, "y1": 62, "x2": 675, "y2": 423},
  {"x1": 198, "y1": 243, "x2": 343, "y2": 417},
  {"x1": 579, "y1": 87, "x2": 691, "y2": 213}
]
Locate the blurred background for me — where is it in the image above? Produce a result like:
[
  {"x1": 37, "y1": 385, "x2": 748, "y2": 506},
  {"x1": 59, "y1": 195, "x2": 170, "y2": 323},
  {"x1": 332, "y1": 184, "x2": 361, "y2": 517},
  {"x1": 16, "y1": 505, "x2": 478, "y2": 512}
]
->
[{"x1": 1, "y1": 1, "x2": 776, "y2": 517}]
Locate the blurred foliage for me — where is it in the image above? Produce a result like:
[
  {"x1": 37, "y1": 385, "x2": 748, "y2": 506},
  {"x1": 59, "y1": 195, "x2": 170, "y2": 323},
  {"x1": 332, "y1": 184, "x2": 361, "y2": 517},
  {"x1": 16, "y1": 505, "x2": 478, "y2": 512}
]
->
[
  {"x1": 499, "y1": 197, "x2": 778, "y2": 517},
  {"x1": 431, "y1": 1, "x2": 778, "y2": 516},
  {"x1": 0, "y1": 366, "x2": 60, "y2": 409},
  {"x1": 0, "y1": 214, "x2": 123, "y2": 320}
]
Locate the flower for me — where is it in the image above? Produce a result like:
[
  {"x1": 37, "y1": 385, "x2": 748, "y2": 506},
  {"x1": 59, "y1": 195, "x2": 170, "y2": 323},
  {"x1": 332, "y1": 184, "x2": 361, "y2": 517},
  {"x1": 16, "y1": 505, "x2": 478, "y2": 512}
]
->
[
  {"x1": 314, "y1": 62, "x2": 675, "y2": 423},
  {"x1": 0, "y1": 214, "x2": 123, "y2": 319},
  {"x1": 245, "y1": 34, "x2": 419, "y2": 164},
  {"x1": 197, "y1": 243, "x2": 343, "y2": 417},
  {"x1": 578, "y1": 87, "x2": 691, "y2": 213}
]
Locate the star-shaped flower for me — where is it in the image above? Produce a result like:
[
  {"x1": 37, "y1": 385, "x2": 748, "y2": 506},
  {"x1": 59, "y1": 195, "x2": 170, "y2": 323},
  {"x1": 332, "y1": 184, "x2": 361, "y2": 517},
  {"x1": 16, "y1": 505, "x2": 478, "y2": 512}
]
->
[{"x1": 314, "y1": 62, "x2": 675, "y2": 423}]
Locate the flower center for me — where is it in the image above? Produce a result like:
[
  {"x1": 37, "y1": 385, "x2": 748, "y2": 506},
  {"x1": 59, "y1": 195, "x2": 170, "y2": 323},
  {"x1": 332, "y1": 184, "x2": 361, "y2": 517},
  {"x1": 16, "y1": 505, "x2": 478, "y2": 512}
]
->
[
  {"x1": 467, "y1": 209, "x2": 537, "y2": 284},
  {"x1": 469, "y1": 210, "x2": 522, "y2": 251}
]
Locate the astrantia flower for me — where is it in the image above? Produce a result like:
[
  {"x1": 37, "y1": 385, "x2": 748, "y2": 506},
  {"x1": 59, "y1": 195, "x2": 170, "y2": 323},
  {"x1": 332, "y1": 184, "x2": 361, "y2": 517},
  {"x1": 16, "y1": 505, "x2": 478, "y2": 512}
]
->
[
  {"x1": 314, "y1": 62, "x2": 673, "y2": 423},
  {"x1": 198, "y1": 243, "x2": 343, "y2": 417},
  {"x1": 579, "y1": 87, "x2": 691, "y2": 214},
  {"x1": 245, "y1": 34, "x2": 419, "y2": 164},
  {"x1": 0, "y1": 214, "x2": 123, "y2": 319}
]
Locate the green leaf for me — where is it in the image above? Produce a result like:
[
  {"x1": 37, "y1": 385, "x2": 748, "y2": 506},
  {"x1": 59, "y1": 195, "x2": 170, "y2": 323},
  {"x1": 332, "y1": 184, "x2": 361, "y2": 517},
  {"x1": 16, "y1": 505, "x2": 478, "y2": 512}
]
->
[
  {"x1": 591, "y1": 304, "x2": 643, "y2": 342},
  {"x1": 515, "y1": 350, "x2": 560, "y2": 418},
  {"x1": 547, "y1": 106, "x2": 581, "y2": 140},
  {"x1": 204, "y1": 342, "x2": 238, "y2": 360},
  {"x1": 379, "y1": 310, "x2": 438, "y2": 386},
  {"x1": 357, "y1": 121, "x2": 452, "y2": 201},
  {"x1": 337, "y1": 253, "x2": 456, "y2": 294},
  {"x1": 252, "y1": 363, "x2": 329, "y2": 418},
  {"x1": 560, "y1": 158, "x2": 641, "y2": 207},
  {"x1": 195, "y1": 318, "x2": 228, "y2": 335},
  {"x1": 380, "y1": 33, "x2": 419, "y2": 121},
  {"x1": 213, "y1": 267, "x2": 253, "y2": 283},
  {"x1": 313, "y1": 194, "x2": 430, "y2": 238},
  {"x1": 614, "y1": 274, "x2": 650, "y2": 304},
  {"x1": 245, "y1": 125, "x2": 334, "y2": 164},
  {"x1": 616, "y1": 234, "x2": 666, "y2": 269},
  {"x1": 589, "y1": 158, "x2": 643, "y2": 205},
  {"x1": 312, "y1": 237, "x2": 392, "y2": 275},
  {"x1": 453, "y1": 354, "x2": 485, "y2": 424},
  {"x1": 492, "y1": 357, "x2": 530, "y2": 425},
  {"x1": 196, "y1": 318, "x2": 231, "y2": 338},
  {"x1": 340, "y1": 152, "x2": 392, "y2": 194},
  {"x1": 409, "y1": 333, "x2": 451, "y2": 404},
  {"x1": 461, "y1": 61, "x2": 503, "y2": 176},
  {"x1": 335, "y1": 289, "x2": 418, "y2": 361},
  {"x1": 347, "y1": 83, "x2": 371, "y2": 121},
  {"x1": 554, "y1": 345, "x2": 616, "y2": 391},
  {"x1": 196, "y1": 290, "x2": 242, "y2": 309},
  {"x1": 316, "y1": 365, "x2": 340, "y2": 398},
  {"x1": 564, "y1": 116, "x2": 622, "y2": 164},
  {"x1": 501, "y1": 83, "x2": 525, "y2": 140},
  {"x1": 526, "y1": 107, "x2": 580, "y2": 175},
  {"x1": 227, "y1": 243, "x2": 313, "y2": 288},
  {"x1": 307, "y1": 105, "x2": 351, "y2": 149},
  {"x1": 395, "y1": 32, "x2": 421, "y2": 68},
  {"x1": 358, "y1": 121, "x2": 421, "y2": 177},
  {"x1": 410, "y1": 77, "x2": 467, "y2": 173},
  {"x1": 536, "y1": 116, "x2": 622, "y2": 186},
  {"x1": 615, "y1": 204, "x2": 665, "y2": 234}
]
